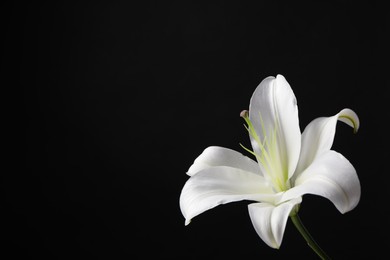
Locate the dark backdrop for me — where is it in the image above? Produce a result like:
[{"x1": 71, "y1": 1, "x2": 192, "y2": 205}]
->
[{"x1": 2, "y1": 1, "x2": 387, "y2": 259}]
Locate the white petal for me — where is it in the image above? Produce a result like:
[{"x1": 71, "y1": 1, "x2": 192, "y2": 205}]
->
[
  {"x1": 180, "y1": 166, "x2": 276, "y2": 225},
  {"x1": 295, "y1": 108, "x2": 359, "y2": 174},
  {"x1": 281, "y1": 150, "x2": 360, "y2": 213},
  {"x1": 248, "y1": 197, "x2": 302, "y2": 249},
  {"x1": 249, "y1": 75, "x2": 301, "y2": 180},
  {"x1": 187, "y1": 146, "x2": 261, "y2": 176}
]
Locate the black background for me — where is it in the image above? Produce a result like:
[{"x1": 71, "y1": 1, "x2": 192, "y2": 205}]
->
[{"x1": 2, "y1": 1, "x2": 388, "y2": 259}]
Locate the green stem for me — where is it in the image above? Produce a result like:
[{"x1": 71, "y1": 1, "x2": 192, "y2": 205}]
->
[{"x1": 290, "y1": 214, "x2": 331, "y2": 260}]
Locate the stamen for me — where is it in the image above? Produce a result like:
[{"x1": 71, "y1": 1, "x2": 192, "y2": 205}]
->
[
  {"x1": 240, "y1": 109, "x2": 289, "y2": 192},
  {"x1": 239, "y1": 143, "x2": 258, "y2": 158}
]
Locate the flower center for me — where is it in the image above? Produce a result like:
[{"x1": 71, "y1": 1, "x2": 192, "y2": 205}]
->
[{"x1": 240, "y1": 110, "x2": 290, "y2": 192}]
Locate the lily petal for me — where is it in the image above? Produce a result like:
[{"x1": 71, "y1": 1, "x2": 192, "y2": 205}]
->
[
  {"x1": 295, "y1": 108, "x2": 359, "y2": 175},
  {"x1": 180, "y1": 166, "x2": 275, "y2": 225},
  {"x1": 249, "y1": 75, "x2": 301, "y2": 180},
  {"x1": 248, "y1": 197, "x2": 302, "y2": 249},
  {"x1": 281, "y1": 150, "x2": 360, "y2": 213},
  {"x1": 187, "y1": 146, "x2": 261, "y2": 176}
]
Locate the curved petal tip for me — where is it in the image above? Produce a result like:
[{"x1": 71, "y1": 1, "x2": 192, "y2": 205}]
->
[{"x1": 338, "y1": 108, "x2": 360, "y2": 133}]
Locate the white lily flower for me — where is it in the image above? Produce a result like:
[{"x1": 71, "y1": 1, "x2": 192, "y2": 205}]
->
[{"x1": 180, "y1": 75, "x2": 360, "y2": 250}]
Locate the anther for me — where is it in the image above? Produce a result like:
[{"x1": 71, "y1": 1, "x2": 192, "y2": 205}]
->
[{"x1": 240, "y1": 110, "x2": 249, "y2": 118}]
